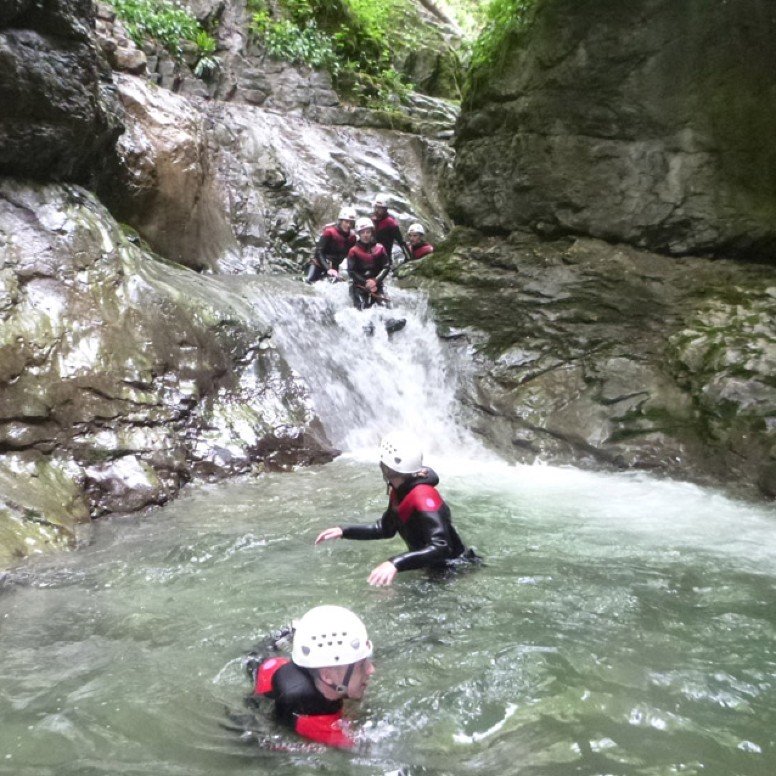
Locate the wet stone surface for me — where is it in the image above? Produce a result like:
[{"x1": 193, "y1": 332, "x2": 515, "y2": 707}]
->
[
  {"x1": 400, "y1": 230, "x2": 776, "y2": 498},
  {"x1": 0, "y1": 180, "x2": 333, "y2": 566}
]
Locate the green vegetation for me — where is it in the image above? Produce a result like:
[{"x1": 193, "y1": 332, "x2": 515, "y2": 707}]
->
[
  {"x1": 467, "y1": 0, "x2": 536, "y2": 88},
  {"x1": 108, "y1": 0, "x2": 218, "y2": 75},
  {"x1": 247, "y1": 0, "x2": 417, "y2": 107}
]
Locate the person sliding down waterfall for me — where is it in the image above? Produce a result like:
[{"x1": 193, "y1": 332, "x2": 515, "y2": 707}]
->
[
  {"x1": 244, "y1": 606, "x2": 375, "y2": 749},
  {"x1": 305, "y1": 207, "x2": 357, "y2": 284},
  {"x1": 347, "y1": 218, "x2": 405, "y2": 334},
  {"x1": 347, "y1": 217, "x2": 391, "y2": 309},
  {"x1": 316, "y1": 432, "x2": 476, "y2": 586}
]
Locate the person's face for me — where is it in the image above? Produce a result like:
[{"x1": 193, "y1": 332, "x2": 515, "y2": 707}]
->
[
  {"x1": 322, "y1": 657, "x2": 375, "y2": 700},
  {"x1": 339, "y1": 218, "x2": 352, "y2": 232},
  {"x1": 343, "y1": 657, "x2": 375, "y2": 700},
  {"x1": 358, "y1": 227, "x2": 373, "y2": 242},
  {"x1": 380, "y1": 462, "x2": 406, "y2": 488},
  {"x1": 408, "y1": 232, "x2": 422, "y2": 245},
  {"x1": 373, "y1": 206, "x2": 387, "y2": 218}
]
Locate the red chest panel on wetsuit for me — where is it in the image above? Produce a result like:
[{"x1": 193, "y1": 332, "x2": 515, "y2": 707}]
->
[
  {"x1": 411, "y1": 243, "x2": 433, "y2": 260},
  {"x1": 255, "y1": 656, "x2": 290, "y2": 695},
  {"x1": 321, "y1": 225, "x2": 355, "y2": 256},
  {"x1": 373, "y1": 215, "x2": 398, "y2": 232},
  {"x1": 349, "y1": 242, "x2": 387, "y2": 271},
  {"x1": 395, "y1": 485, "x2": 443, "y2": 524}
]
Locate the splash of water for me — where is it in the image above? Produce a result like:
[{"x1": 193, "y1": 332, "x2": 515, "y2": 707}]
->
[{"x1": 248, "y1": 277, "x2": 479, "y2": 459}]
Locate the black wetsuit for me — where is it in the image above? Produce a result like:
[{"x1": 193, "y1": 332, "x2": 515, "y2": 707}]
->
[
  {"x1": 340, "y1": 468, "x2": 468, "y2": 570},
  {"x1": 372, "y1": 213, "x2": 410, "y2": 263},
  {"x1": 248, "y1": 657, "x2": 353, "y2": 748},
  {"x1": 306, "y1": 223, "x2": 356, "y2": 283}
]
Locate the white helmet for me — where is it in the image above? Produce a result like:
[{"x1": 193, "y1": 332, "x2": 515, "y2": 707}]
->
[
  {"x1": 379, "y1": 431, "x2": 423, "y2": 474},
  {"x1": 372, "y1": 193, "x2": 389, "y2": 209},
  {"x1": 338, "y1": 207, "x2": 357, "y2": 222},
  {"x1": 292, "y1": 605, "x2": 372, "y2": 669},
  {"x1": 407, "y1": 223, "x2": 425, "y2": 236},
  {"x1": 355, "y1": 217, "x2": 373, "y2": 233}
]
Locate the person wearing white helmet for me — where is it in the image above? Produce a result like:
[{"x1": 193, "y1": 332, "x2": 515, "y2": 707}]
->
[
  {"x1": 246, "y1": 605, "x2": 374, "y2": 748},
  {"x1": 371, "y1": 193, "x2": 411, "y2": 264},
  {"x1": 305, "y1": 206, "x2": 357, "y2": 283},
  {"x1": 316, "y1": 432, "x2": 473, "y2": 586},
  {"x1": 346, "y1": 217, "x2": 392, "y2": 310},
  {"x1": 406, "y1": 223, "x2": 434, "y2": 260}
]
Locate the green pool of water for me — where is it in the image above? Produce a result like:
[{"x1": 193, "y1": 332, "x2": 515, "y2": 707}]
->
[{"x1": 1, "y1": 456, "x2": 774, "y2": 775}]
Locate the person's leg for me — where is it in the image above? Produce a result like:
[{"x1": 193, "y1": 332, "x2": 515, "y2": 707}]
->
[{"x1": 305, "y1": 263, "x2": 323, "y2": 283}]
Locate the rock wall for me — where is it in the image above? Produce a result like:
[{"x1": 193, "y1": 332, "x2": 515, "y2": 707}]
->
[
  {"x1": 0, "y1": 0, "x2": 122, "y2": 184},
  {"x1": 401, "y1": 233, "x2": 776, "y2": 498},
  {"x1": 103, "y1": 74, "x2": 454, "y2": 273},
  {"x1": 450, "y1": 0, "x2": 776, "y2": 259},
  {"x1": 0, "y1": 181, "x2": 331, "y2": 566}
]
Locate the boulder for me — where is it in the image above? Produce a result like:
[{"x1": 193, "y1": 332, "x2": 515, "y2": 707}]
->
[
  {"x1": 0, "y1": 179, "x2": 333, "y2": 563},
  {"x1": 401, "y1": 231, "x2": 776, "y2": 497},
  {"x1": 451, "y1": 0, "x2": 776, "y2": 259}
]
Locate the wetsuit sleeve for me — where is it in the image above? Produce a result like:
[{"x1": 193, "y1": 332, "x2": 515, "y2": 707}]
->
[
  {"x1": 374, "y1": 247, "x2": 392, "y2": 282},
  {"x1": 340, "y1": 509, "x2": 397, "y2": 540},
  {"x1": 395, "y1": 225, "x2": 411, "y2": 262},
  {"x1": 295, "y1": 713, "x2": 354, "y2": 749},
  {"x1": 390, "y1": 508, "x2": 452, "y2": 571},
  {"x1": 315, "y1": 231, "x2": 332, "y2": 270}
]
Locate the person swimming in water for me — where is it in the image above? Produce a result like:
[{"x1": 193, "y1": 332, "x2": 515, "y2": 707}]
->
[
  {"x1": 244, "y1": 605, "x2": 375, "y2": 749},
  {"x1": 315, "y1": 432, "x2": 475, "y2": 586}
]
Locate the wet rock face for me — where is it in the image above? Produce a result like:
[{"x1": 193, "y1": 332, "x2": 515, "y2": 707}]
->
[
  {"x1": 0, "y1": 0, "x2": 122, "y2": 183},
  {"x1": 402, "y1": 232, "x2": 776, "y2": 498},
  {"x1": 105, "y1": 74, "x2": 454, "y2": 273},
  {"x1": 451, "y1": 0, "x2": 776, "y2": 259},
  {"x1": 0, "y1": 180, "x2": 333, "y2": 564}
]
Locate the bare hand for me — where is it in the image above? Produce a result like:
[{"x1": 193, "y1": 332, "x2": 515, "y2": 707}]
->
[
  {"x1": 367, "y1": 561, "x2": 398, "y2": 587},
  {"x1": 365, "y1": 279, "x2": 377, "y2": 293},
  {"x1": 327, "y1": 268, "x2": 339, "y2": 277},
  {"x1": 315, "y1": 526, "x2": 343, "y2": 544}
]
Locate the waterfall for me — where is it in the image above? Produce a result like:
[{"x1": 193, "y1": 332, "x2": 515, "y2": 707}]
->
[{"x1": 246, "y1": 277, "x2": 478, "y2": 459}]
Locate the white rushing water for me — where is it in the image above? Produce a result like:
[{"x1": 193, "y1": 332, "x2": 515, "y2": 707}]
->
[{"x1": 248, "y1": 277, "x2": 481, "y2": 458}]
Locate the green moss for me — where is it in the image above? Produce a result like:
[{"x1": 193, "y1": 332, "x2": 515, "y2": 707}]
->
[{"x1": 464, "y1": 0, "x2": 537, "y2": 99}]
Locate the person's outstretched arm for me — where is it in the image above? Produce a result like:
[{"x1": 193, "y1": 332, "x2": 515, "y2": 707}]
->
[{"x1": 315, "y1": 510, "x2": 397, "y2": 544}]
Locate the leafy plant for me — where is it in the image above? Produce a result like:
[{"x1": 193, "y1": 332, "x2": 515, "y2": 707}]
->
[
  {"x1": 247, "y1": 0, "x2": 415, "y2": 107},
  {"x1": 108, "y1": 0, "x2": 218, "y2": 67}
]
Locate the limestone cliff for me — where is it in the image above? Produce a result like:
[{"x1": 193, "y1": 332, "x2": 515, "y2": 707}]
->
[{"x1": 450, "y1": 0, "x2": 776, "y2": 258}]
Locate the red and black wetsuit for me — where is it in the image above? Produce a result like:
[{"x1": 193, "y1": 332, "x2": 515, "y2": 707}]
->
[
  {"x1": 372, "y1": 213, "x2": 410, "y2": 262},
  {"x1": 409, "y1": 241, "x2": 434, "y2": 260},
  {"x1": 249, "y1": 657, "x2": 354, "y2": 749},
  {"x1": 346, "y1": 239, "x2": 391, "y2": 310},
  {"x1": 307, "y1": 223, "x2": 356, "y2": 283},
  {"x1": 340, "y1": 469, "x2": 467, "y2": 570}
]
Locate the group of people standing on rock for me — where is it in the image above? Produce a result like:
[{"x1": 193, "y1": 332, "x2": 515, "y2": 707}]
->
[
  {"x1": 242, "y1": 432, "x2": 477, "y2": 750},
  {"x1": 305, "y1": 194, "x2": 435, "y2": 310}
]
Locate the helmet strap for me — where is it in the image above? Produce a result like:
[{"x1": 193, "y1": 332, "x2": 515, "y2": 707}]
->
[{"x1": 320, "y1": 661, "x2": 356, "y2": 698}]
